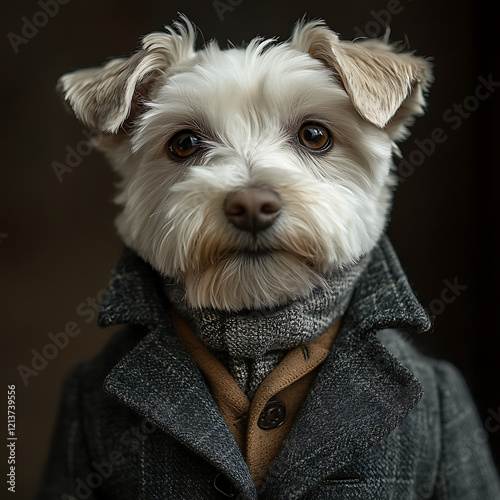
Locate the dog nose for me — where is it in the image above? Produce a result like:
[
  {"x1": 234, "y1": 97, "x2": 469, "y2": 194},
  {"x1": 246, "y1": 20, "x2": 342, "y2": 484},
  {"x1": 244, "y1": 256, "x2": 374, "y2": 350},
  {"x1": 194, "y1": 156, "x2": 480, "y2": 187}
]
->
[{"x1": 225, "y1": 188, "x2": 281, "y2": 233}]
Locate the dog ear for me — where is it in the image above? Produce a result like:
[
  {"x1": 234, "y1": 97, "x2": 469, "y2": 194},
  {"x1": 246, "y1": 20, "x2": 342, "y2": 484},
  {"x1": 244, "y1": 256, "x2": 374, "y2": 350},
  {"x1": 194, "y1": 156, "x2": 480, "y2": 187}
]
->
[
  {"x1": 291, "y1": 21, "x2": 433, "y2": 141},
  {"x1": 57, "y1": 17, "x2": 197, "y2": 134}
]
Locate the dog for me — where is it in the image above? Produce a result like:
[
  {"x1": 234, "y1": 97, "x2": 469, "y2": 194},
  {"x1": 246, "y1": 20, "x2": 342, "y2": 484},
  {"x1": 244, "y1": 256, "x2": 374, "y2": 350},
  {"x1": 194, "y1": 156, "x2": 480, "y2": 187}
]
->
[
  {"x1": 37, "y1": 17, "x2": 500, "y2": 499},
  {"x1": 56, "y1": 16, "x2": 431, "y2": 312}
]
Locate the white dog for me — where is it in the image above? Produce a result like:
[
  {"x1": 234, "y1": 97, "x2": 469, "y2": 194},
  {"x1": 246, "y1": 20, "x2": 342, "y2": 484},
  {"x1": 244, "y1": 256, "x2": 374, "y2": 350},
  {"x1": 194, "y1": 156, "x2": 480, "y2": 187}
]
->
[{"x1": 58, "y1": 17, "x2": 430, "y2": 311}]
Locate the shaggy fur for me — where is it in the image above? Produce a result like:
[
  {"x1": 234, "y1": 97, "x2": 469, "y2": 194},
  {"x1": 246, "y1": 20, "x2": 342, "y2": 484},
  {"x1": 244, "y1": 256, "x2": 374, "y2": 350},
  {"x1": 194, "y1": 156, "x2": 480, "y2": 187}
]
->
[{"x1": 58, "y1": 16, "x2": 432, "y2": 311}]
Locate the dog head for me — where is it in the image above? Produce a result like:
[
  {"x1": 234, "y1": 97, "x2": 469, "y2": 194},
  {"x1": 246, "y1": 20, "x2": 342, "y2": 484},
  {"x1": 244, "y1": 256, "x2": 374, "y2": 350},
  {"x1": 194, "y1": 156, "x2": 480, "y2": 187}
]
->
[{"x1": 58, "y1": 17, "x2": 432, "y2": 311}]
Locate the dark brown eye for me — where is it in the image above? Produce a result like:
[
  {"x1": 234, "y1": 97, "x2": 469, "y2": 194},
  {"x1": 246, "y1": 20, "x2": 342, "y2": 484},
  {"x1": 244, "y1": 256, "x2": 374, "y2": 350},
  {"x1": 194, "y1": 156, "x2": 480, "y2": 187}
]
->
[
  {"x1": 298, "y1": 123, "x2": 332, "y2": 151},
  {"x1": 168, "y1": 130, "x2": 201, "y2": 159}
]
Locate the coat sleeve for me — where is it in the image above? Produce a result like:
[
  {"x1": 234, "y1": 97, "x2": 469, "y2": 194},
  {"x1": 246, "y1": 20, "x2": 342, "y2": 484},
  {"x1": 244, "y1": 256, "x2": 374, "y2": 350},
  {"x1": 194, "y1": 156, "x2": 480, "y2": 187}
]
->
[
  {"x1": 35, "y1": 363, "x2": 98, "y2": 500},
  {"x1": 432, "y1": 361, "x2": 500, "y2": 500}
]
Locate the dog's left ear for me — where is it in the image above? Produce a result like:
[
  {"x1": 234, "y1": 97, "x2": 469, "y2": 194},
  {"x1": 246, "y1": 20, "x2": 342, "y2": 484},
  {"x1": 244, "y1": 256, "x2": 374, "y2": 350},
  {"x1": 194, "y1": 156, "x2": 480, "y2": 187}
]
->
[{"x1": 291, "y1": 21, "x2": 433, "y2": 141}]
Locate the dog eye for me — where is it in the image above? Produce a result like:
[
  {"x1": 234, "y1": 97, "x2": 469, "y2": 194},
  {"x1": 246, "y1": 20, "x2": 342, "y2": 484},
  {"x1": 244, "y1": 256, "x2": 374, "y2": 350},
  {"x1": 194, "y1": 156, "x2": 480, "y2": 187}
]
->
[
  {"x1": 168, "y1": 130, "x2": 201, "y2": 159},
  {"x1": 298, "y1": 123, "x2": 332, "y2": 151}
]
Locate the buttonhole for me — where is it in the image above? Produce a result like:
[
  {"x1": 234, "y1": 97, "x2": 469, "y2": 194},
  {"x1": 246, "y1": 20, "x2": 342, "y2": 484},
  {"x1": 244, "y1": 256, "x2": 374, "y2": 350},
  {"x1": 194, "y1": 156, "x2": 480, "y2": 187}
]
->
[{"x1": 301, "y1": 345, "x2": 309, "y2": 360}]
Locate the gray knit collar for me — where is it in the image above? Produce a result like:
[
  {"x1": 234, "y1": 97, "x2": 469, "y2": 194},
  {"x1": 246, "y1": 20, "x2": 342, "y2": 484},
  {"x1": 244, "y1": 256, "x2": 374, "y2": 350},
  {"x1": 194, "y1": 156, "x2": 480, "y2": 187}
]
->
[{"x1": 163, "y1": 254, "x2": 370, "y2": 360}]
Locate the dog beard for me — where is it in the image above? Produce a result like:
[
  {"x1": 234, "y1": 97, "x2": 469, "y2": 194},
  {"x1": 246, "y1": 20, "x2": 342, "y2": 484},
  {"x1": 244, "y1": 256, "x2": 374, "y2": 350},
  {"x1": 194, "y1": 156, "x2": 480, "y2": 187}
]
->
[{"x1": 181, "y1": 250, "x2": 326, "y2": 311}]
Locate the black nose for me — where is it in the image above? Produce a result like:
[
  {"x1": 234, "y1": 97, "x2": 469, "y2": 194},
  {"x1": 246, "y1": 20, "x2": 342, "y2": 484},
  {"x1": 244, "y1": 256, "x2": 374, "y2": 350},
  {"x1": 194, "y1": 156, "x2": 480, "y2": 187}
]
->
[{"x1": 224, "y1": 188, "x2": 281, "y2": 233}]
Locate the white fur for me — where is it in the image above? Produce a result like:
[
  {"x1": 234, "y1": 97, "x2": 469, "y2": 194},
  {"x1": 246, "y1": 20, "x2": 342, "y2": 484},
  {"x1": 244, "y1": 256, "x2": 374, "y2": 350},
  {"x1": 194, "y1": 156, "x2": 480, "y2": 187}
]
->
[{"x1": 59, "y1": 18, "x2": 432, "y2": 311}]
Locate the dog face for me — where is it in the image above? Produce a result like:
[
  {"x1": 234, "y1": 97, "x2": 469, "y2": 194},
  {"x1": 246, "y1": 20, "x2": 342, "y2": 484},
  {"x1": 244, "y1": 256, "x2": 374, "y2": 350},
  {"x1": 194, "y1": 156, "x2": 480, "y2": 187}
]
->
[{"x1": 59, "y1": 17, "x2": 432, "y2": 311}]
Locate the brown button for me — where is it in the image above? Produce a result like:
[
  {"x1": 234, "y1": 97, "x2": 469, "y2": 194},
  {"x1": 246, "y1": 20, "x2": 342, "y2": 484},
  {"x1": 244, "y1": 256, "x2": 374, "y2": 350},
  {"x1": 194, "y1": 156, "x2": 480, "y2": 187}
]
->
[{"x1": 258, "y1": 399, "x2": 286, "y2": 430}]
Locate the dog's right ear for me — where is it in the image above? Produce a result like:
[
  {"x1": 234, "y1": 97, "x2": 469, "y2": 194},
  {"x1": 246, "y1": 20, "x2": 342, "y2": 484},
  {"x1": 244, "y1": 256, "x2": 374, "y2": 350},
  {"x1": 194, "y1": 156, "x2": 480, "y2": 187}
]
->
[
  {"x1": 291, "y1": 20, "x2": 433, "y2": 142},
  {"x1": 57, "y1": 17, "x2": 196, "y2": 134}
]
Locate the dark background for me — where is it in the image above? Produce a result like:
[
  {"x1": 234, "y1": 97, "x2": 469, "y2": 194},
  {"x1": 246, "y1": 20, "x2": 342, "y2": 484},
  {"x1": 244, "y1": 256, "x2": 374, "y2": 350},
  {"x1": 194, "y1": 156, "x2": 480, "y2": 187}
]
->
[{"x1": 2, "y1": 0, "x2": 499, "y2": 497}]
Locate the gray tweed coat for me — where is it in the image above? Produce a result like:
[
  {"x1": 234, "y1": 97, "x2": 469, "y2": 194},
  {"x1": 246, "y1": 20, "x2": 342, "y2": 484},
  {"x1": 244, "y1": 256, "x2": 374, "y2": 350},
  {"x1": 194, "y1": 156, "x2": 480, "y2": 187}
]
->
[{"x1": 36, "y1": 237, "x2": 500, "y2": 499}]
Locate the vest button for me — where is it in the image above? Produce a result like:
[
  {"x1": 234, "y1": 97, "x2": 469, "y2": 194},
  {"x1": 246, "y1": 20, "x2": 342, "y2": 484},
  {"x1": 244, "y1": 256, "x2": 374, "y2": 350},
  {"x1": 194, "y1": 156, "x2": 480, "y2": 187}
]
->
[
  {"x1": 258, "y1": 399, "x2": 286, "y2": 429},
  {"x1": 214, "y1": 472, "x2": 237, "y2": 498}
]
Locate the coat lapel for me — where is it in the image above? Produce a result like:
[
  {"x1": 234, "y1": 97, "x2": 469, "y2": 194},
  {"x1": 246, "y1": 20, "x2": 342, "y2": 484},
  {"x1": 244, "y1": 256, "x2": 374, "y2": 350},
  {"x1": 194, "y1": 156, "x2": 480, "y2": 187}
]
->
[
  {"x1": 99, "y1": 249, "x2": 256, "y2": 499},
  {"x1": 260, "y1": 327, "x2": 423, "y2": 499},
  {"x1": 103, "y1": 323, "x2": 257, "y2": 500},
  {"x1": 260, "y1": 238, "x2": 431, "y2": 499}
]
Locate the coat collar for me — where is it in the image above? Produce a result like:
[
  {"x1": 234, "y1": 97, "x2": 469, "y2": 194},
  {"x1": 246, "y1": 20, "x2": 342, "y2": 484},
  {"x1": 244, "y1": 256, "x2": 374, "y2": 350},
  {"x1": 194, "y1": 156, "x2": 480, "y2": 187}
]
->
[
  {"x1": 98, "y1": 235, "x2": 430, "y2": 335},
  {"x1": 99, "y1": 236, "x2": 431, "y2": 500}
]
